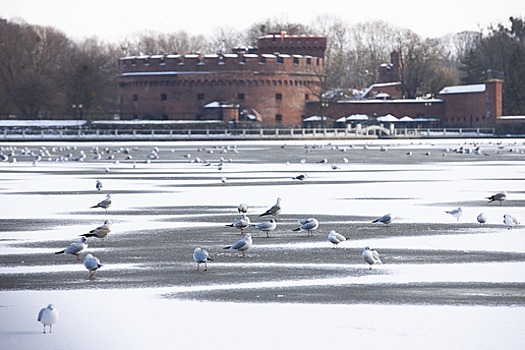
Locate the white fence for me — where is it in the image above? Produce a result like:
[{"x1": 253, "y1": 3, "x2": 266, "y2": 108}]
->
[{"x1": 0, "y1": 125, "x2": 496, "y2": 141}]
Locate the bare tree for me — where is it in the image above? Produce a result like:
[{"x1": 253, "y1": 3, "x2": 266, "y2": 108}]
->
[
  {"x1": 0, "y1": 20, "x2": 72, "y2": 118},
  {"x1": 120, "y1": 30, "x2": 209, "y2": 56}
]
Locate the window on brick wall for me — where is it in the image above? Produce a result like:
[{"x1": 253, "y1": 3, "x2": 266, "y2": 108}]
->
[
  {"x1": 237, "y1": 93, "x2": 245, "y2": 100},
  {"x1": 197, "y1": 93, "x2": 205, "y2": 100},
  {"x1": 275, "y1": 114, "x2": 283, "y2": 124},
  {"x1": 293, "y1": 57, "x2": 299, "y2": 65},
  {"x1": 161, "y1": 93, "x2": 167, "y2": 101},
  {"x1": 305, "y1": 94, "x2": 310, "y2": 101},
  {"x1": 275, "y1": 93, "x2": 282, "y2": 101},
  {"x1": 133, "y1": 94, "x2": 138, "y2": 101}
]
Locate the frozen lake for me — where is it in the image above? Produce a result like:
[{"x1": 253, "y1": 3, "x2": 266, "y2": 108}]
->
[{"x1": 1, "y1": 138, "x2": 524, "y2": 349}]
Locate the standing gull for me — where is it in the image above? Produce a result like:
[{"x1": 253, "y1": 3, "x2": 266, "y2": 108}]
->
[
  {"x1": 37, "y1": 304, "x2": 59, "y2": 334},
  {"x1": 503, "y1": 214, "x2": 520, "y2": 229},
  {"x1": 95, "y1": 179, "x2": 103, "y2": 191},
  {"x1": 362, "y1": 246, "x2": 382, "y2": 269},
  {"x1": 80, "y1": 220, "x2": 112, "y2": 240},
  {"x1": 327, "y1": 230, "x2": 346, "y2": 248},
  {"x1": 84, "y1": 253, "x2": 102, "y2": 279},
  {"x1": 55, "y1": 237, "x2": 88, "y2": 261},
  {"x1": 90, "y1": 194, "x2": 111, "y2": 213},
  {"x1": 487, "y1": 191, "x2": 507, "y2": 205},
  {"x1": 445, "y1": 207, "x2": 463, "y2": 222},
  {"x1": 225, "y1": 214, "x2": 251, "y2": 234},
  {"x1": 293, "y1": 218, "x2": 319, "y2": 236},
  {"x1": 250, "y1": 219, "x2": 277, "y2": 237},
  {"x1": 259, "y1": 197, "x2": 282, "y2": 218},
  {"x1": 372, "y1": 213, "x2": 393, "y2": 226},
  {"x1": 224, "y1": 233, "x2": 253, "y2": 257},
  {"x1": 193, "y1": 247, "x2": 213, "y2": 271},
  {"x1": 292, "y1": 174, "x2": 307, "y2": 181},
  {"x1": 477, "y1": 212, "x2": 487, "y2": 226}
]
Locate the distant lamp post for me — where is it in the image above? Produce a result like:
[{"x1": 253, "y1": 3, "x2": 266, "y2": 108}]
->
[{"x1": 72, "y1": 104, "x2": 83, "y2": 120}]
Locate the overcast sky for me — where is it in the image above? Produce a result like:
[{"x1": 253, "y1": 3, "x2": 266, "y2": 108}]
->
[{"x1": 2, "y1": 0, "x2": 523, "y2": 43}]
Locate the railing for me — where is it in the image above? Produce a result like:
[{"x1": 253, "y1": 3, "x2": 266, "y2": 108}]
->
[{"x1": 0, "y1": 126, "x2": 496, "y2": 141}]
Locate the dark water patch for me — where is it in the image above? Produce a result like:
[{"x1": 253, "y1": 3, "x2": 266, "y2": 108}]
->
[{"x1": 170, "y1": 282, "x2": 525, "y2": 306}]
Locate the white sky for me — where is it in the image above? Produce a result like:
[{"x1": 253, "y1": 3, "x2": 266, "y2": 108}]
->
[{"x1": 1, "y1": 0, "x2": 523, "y2": 43}]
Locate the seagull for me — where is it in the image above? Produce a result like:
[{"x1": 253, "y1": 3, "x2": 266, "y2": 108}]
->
[
  {"x1": 237, "y1": 203, "x2": 248, "y2": 215},
  {"x1": 95, "y1": 180, "x2": 103, "y2": 191},
  {"x1": 80, "y1": 220, "x2": 112, "y2": 240},
  {"x1": 327, "y1": 230, "x2": 346, "y2": 248},
  {"x1": 445, "y1": 207, "x2": 463, "y2": 222},
  {"x1": 250, "y1": 219, "x2": 277, "y2": 237},
  {"x1": 259, "y1": 197, "x2": 282, "y2": 218},
  {"x1": 487, "y1": 191, "x2": 507, "y2": 205},
  {"x1": 292, "y1": 174, "x2": 307, "y2": 181},
  {"x1": 84, "y1": 253, "x2": 102, "y2": 279},
  {"x1": 225, "y1": 214, "x2": 251, "y2": 234},
  {"x1": 372, "y1": 213, "x2": 393, "y2": 225},
  {"x1": 193, "y1": 247, "x2": 213, "y2": 272},
  {"x1": 292, "y1": 218, "x2": 319, "y2": 236},
  {"x1": 362, "y1": 246, "x2": 382, "y2": 269},
  {"x1": 224, "y1": 233, "x2": 253, "y2": 257},
  {"x1": 90, "y1": 194, "x2": 111, "y2": 213},
  {"x1": 477, "y1": 212, "x2": 487, "y2": 226},
  {"x1": 37, "y1": 304, "x2": 59, "y2": 334},
  {"x1": 503, "y1": 214, "x2": 520, "y2": 229},
  {"x1": 55, "y1": 237, "x2": 88, "y2": 261}
]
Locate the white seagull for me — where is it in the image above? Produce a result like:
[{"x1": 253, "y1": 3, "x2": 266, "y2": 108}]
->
[
  {"x1": 362, "y1": 246, "x2": 382, "y2": 269},
  {"x1": 445, "y1": 207, "x2": 463, "y2": 222},
  {"x1": 224, "y1": 233, "x2": 253, "y2": 257},
  {"x1": 38, "y1": 304, "x2": 59, "y2": 334},
  {"x1": 259, "y1": 197, "x2": 282, "y2": 218},
  {"x1": 250, "y1": 219, "x2": 277, "y2": 237},
  {"x1": 237, "y1": 203, "x2": 248, "y2": 215},
  {"x1": 477, "y1": 212, "x2": 487, "y2": 225},
  {"x1": 54, "y1": 237, "x2": 88, "y2": 261},
  {"x1": 84, "y1": 253, "x2": 102, "y2": 279},
  {"x1": 372, "y1": 213, "x2": 393, "y2": 225},
  {"x1": 95, "y1": 179, "x2": 103, "y2": 191},
  {"x1": 327, "y1": 230, "x2": 346, "y2": 248},
  {"x1": 193, "y1": 247, "x2": 213, "y2": 272},
  {"x1": 80, "y1": 220, "x2": 112, "y2": 240},
  {"x1": 225, "y1": 214, "x2": 251, "y2": 234},
  {"x1": 292, "y1": 218, "x2": 319, "y2": 236},
  {"x1": 487, "y1": 191, "x2": 507, "y2": 205},
  {"x1": 90, "y1": 194, "x2": 111, "y2": 213},
  {"x1": 503, "y1": 214, "x2": 520, "y2": 229}
]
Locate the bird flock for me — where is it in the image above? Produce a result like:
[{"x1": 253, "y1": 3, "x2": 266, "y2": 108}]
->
[{"x1": 2, "y1": 142, "x2": 521, "y2": 334}]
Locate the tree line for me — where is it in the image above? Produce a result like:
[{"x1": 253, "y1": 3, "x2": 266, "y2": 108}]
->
[{"x1": 0, "y1": 15, "x2": 523, "y2": 120}]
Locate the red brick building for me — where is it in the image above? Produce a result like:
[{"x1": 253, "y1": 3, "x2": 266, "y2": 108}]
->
[
  {"x1": 315, "y1": 79, "x2": 503, "y2": 128},
  {"x1": 117, "y1": 33, "x2": 325, "y2": 125},
  {"x1": 118, "y1": 35, "x2": 503, "y2": 128}
]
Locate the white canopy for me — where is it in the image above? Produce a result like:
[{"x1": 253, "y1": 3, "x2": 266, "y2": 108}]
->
[
  {"x1": 399, "y1": 116, "x2": 414, "y2": 121},
  {"x1": 376, "y1": 114, "x2": 398, "y2": 122},
  {"x1": 336, "y1": 114, "x2": 369, "y2": 122},
  {"x1": 303, "y1": 115, "x2": 331, "y2": 122}
]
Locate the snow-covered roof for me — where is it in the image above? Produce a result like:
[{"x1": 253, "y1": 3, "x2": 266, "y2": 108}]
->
[
  {"x1": 204, "y1": 101, "x2": 238, "y2": 108},
  {"x1": 0, "y1": 120, "x2": 87, "y2": 127},
  {"x1": 439, "y1": 84, "x2": 485, "y2": 95}
]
